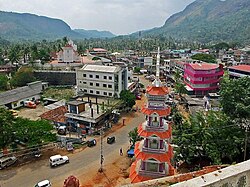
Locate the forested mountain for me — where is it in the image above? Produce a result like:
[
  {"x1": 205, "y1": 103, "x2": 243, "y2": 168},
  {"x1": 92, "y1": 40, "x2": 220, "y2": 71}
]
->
[
  {"x1": 0, "y1": 11, "x2": 115, "y2": 41},
  {"x1": 74, "y1": 29, "x2": 115, "y2": 39},
  {"x1": 137, "y1": 0, "x2": 250, "y2": 44}
]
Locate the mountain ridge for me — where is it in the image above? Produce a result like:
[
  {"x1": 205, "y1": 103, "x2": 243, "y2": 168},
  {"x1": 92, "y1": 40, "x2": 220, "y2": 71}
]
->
[
  {"x1": 138, "y1": 0, "x2": 250, "y2": 44},
  {"x1": 0, "y1": 11, "x2": 115, "y2": 41}
]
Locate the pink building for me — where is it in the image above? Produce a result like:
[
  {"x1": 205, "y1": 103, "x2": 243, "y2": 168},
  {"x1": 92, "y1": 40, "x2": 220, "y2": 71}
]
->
[{"x1": 184, "y1": 63, "x2": 224, "y2": 96}]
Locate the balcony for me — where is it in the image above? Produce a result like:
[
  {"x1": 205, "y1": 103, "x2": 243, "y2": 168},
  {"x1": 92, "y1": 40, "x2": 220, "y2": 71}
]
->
[
  {"x1": 144, "y1": 119, "x2": 169, "y2": 132},
  {"x1": 140, "y1": 140, "x2": 168, "y2": 154},
  {"x1": 138, "y1": 160, "x2": 168, "y2": 178}
]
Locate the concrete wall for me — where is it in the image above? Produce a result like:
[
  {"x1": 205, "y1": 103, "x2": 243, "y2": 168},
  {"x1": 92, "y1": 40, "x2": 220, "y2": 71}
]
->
[
  {"x1": 34, "y1": 70, "x2": 76, "y2": 86},
  {"x1": 124, "y1": 160, "x2": 250, "y2": 187}
]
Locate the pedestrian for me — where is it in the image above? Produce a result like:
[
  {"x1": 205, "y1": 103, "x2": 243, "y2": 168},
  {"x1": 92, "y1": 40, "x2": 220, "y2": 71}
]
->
[{"x1": 120, "y1": 147, "x2": 123, "y2": 156}]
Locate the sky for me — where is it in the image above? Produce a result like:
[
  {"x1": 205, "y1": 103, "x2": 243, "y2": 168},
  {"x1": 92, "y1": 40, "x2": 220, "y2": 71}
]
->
[{"x1": 0, "y1": 0, "x2": 195, "y2": 35}]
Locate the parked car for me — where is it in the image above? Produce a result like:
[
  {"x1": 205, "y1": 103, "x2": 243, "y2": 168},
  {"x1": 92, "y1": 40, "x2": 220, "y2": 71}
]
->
[
  {"x1": 87, "y1": 139, "x2": 97, "y2": 147},
  {"x1": 0, "y1": 156, "x2": 17, "y2": 169},
  {"x1": 107, "y1": 136, "x2": 115, "y2": 144},
  {"x1": 57, "y1": 126, "x2": 67, "y2": 135},
  {"x1": 35, "y1": 180, "x2": 52, "y2": 187},
  {"x1": 49, "y1": 154, "x2": 69, "y2": 167}
]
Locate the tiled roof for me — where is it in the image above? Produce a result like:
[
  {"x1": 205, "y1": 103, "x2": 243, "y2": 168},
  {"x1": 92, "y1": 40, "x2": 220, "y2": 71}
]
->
[
  {"x1": 188, "y1": 63, "x2": 219, "y2": 70},
  {"x1": 40, "y1": 106, "x2": 67, "y2": 123},
  {"x1": 141, "y1": 107, "x2": 171, "y2": 116},
  {"x1": 228, "y1": 65, "x2": 250, "y2": 72},
  {"x1": 134, "y1": 142, "x2": 172, "y2": 162},
  {"x1": 146, "y1": 86, "x2": 168, "y2": 95},
  {"x1": 92, "y1": 48, "x2": 107, "y2": 52}
]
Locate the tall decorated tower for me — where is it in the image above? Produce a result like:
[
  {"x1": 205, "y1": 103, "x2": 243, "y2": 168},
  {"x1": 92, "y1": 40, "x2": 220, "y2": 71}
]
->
[{"x1": 130, "y1": 47, "x2": 174, "y2": 183}]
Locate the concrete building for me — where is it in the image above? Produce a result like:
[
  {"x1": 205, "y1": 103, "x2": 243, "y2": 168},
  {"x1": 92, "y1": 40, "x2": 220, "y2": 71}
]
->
[
  {"x1": 184, "y1": 63, "x2": 224, "y2": 96},
  {"x1": 88, "y1": 48, "x2": 108, "y2": 57},
  {"x1": 228, "y1": 65, "x2": 250, "y2": 78},
  {"x1": 57, "y1": 40, "x2": 81, "y2": 63},
  {"x1": 76, "y1": 64, "x2": 128, "y2": 98}
]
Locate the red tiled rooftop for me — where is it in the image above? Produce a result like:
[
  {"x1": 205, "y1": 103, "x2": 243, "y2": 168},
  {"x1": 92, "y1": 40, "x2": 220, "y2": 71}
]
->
[
  {"x1": 189, "y1": 63, "x2": 219, "y2": 70},
  {"x1": 141, "y1": 107, "x2": 171, "y2": 116},
  {"x1": 146, "y1": 86, "x2": 168, "y2": 95},
  {"x1": 92, "y1": 48, "x2": 107, "y2": 52},
  {"x1": 229, "y1": 65, "x2": 250, "y2": 73}
]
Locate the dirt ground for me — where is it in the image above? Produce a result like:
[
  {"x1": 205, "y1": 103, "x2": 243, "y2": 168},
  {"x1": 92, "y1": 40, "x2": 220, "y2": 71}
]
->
[{"x1": 17, "y1": 104, "x2": 49, "y2": 120}]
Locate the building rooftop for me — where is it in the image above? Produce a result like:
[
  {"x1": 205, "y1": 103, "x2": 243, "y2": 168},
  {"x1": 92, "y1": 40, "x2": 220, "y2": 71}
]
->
[
  {"x1": 228, "y1": 65, "x2": 250, "y2": 72},
  {"x1": 189, "y1": 63, "x2": 219, "y2": 70},
  {"x1": 0, "y1": 81, "x2": 42, "y2": 106},
  {"x1": 81, "y1": 64, "x2": 121, "y2": 73},
  {"x1": 91, "y1": 48, "x2": 107, "y2": 52}
]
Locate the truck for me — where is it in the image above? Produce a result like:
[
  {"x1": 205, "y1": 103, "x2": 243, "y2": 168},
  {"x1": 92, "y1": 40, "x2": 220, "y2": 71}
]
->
[{"x1": 24, "y1": 101, "x2": 36, "y2": 108}]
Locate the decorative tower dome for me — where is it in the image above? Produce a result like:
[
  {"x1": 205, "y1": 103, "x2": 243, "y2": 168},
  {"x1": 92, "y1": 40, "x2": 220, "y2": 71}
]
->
[{"x1": 129, "y1": 47, "x2": 174, "y2": 183}]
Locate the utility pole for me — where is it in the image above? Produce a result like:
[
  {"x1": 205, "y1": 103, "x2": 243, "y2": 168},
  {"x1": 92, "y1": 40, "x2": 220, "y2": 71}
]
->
[
  {"x1": 98, "y1": 127, "x2": 104, "y2": 172},
  {"x1": 244, "y1": 127, "x2": 248, "y2": 161}
]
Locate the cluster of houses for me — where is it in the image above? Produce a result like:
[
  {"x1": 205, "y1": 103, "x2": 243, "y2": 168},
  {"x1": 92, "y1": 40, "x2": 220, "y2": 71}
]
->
[{"x1": 1, "y1": 40, "x2": 250, "y2": 136}]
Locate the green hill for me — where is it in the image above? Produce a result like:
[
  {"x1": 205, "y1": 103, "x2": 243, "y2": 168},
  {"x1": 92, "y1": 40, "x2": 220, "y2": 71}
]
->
[
  {"x1": 140, "y1": 0, "x2": 250, "y2": 44},
  {"x1": 74, "y1": 29, "x2": 115, "y2": 39},
  {"x1": 0, "y1": 11, "x2": 115, "y2": 41}
]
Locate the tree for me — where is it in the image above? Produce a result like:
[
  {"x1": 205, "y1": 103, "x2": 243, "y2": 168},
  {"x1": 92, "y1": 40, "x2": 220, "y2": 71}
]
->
[
  {"x1": 175, "y1": 82, "x2": 187, "y2": 96},
  {"x1": 14, "y1": 118, "x2": 56, "y2": 147},
  {"x1": 191, "y1": 54, "x2": 217, "y2": 64},
  {"x1": 0, "y1": 108, "x2": 15, "y2": 150},
  {"x1": 219, "y1": 76, "x2": 250, "y2": 120},
  {"x1": 8, "y1": 45, "x2": 21, "y2": 65},
  {"x1": 134, "y1": 67, "x2": 141, "y2": 74},
  {"x1": 128, "y1": 127, "x2": 140, "y2": 145},
  {"x1": 10, "y1": 67, "x2": 36, "y2": 87},
  {"x1": 120, "y1": 90, "x2": 136, "y2": 108},
  {"x1": 173, "y1": 111, "x2": 245, "y2": 166},
  {"x1": 219, "y1": 76, "x2": 250, "y2": 160},
  {"x1": 0, "y1": 74, "x2": 8, "y2": 90}
]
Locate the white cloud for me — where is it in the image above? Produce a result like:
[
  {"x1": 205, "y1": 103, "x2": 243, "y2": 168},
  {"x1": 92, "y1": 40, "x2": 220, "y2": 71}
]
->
[{"x1": 0, "y1": 0, "x2": 195, "y2": 35}]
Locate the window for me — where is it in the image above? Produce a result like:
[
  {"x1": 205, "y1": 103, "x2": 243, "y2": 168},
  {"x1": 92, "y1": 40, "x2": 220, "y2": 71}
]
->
[
  {"x1": 108, "y1": 93, "x2": 112, "y2": 96},
  {"x1": 104, "y1": 76, "x2": 107, "y2": 79},
  {"x1": 89, "y1": 74, "x2": 93, "y2": 78},
  {"x1": 84, "y1": 89, "x2": 87, "y2": 93},
  {"x1": 109, "y1": 76, "x2": 112, "y2": 80},
  {"x1": 96, "y1": 83, "x2": 100, "y2": 87},
  {"x1": 103, "y1": 84, "x2": 107, "y2": 87},
  {"x1": 108, "y1": 85, "x2": 112, "y2": 88},
  {"x1": 90, "y1": 82, "x2": 93, "y2": 86},
  {"x1": 83, "y1": 82, "x2": 87, "y2": 84},
  {"x1": 79, "y1": 81, "x2": 82, "y2": 83},
  {"x1": 96, "y1": 75, "x2": 99, "y2": 79},
  {"x1": 83, "y1": 74, "x2": 86, "y2": 77},
  {"x1": 90, "y1": 90, "x2": 93, "y2": 93},
  {"x1": 104, "y1": 92, "x2": 107, "y2": 96},
  {"x1": 96, "y1": 91, "x2": 100, "y2": 94}
]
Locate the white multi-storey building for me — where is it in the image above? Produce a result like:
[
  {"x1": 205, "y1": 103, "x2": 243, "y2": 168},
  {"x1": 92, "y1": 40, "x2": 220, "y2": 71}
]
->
[{"x1": 76, "y1": 64, "x2": 128, "y2": 98}]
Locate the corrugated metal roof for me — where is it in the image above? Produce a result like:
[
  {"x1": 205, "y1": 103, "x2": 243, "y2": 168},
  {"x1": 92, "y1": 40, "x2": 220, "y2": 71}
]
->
[
  {"x1": 81, "y1": 64, "x2": 121, "y2": 73},
  {"x1": 0, "y1": 83, "x2": 42, "y2": 106}
]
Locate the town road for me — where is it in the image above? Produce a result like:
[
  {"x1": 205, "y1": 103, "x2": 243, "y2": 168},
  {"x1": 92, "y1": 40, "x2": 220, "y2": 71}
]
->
[{"x1": 0, "y1": 112, "x2": 145, "y2": 187}]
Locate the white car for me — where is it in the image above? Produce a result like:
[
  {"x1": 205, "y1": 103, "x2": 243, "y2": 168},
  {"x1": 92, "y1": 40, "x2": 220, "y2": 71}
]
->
[
  {"x1": 35, "y1": 180, "x2": 51, "y2": 187},
  {"x1": 49, "y1": 154, "x2": 69, "y2": 167}
]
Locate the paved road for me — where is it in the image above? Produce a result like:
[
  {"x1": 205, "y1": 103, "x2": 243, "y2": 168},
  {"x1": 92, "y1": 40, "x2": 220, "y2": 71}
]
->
[{"x1": 0, "y1": 111, "x2": 144, "y2": 187}]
